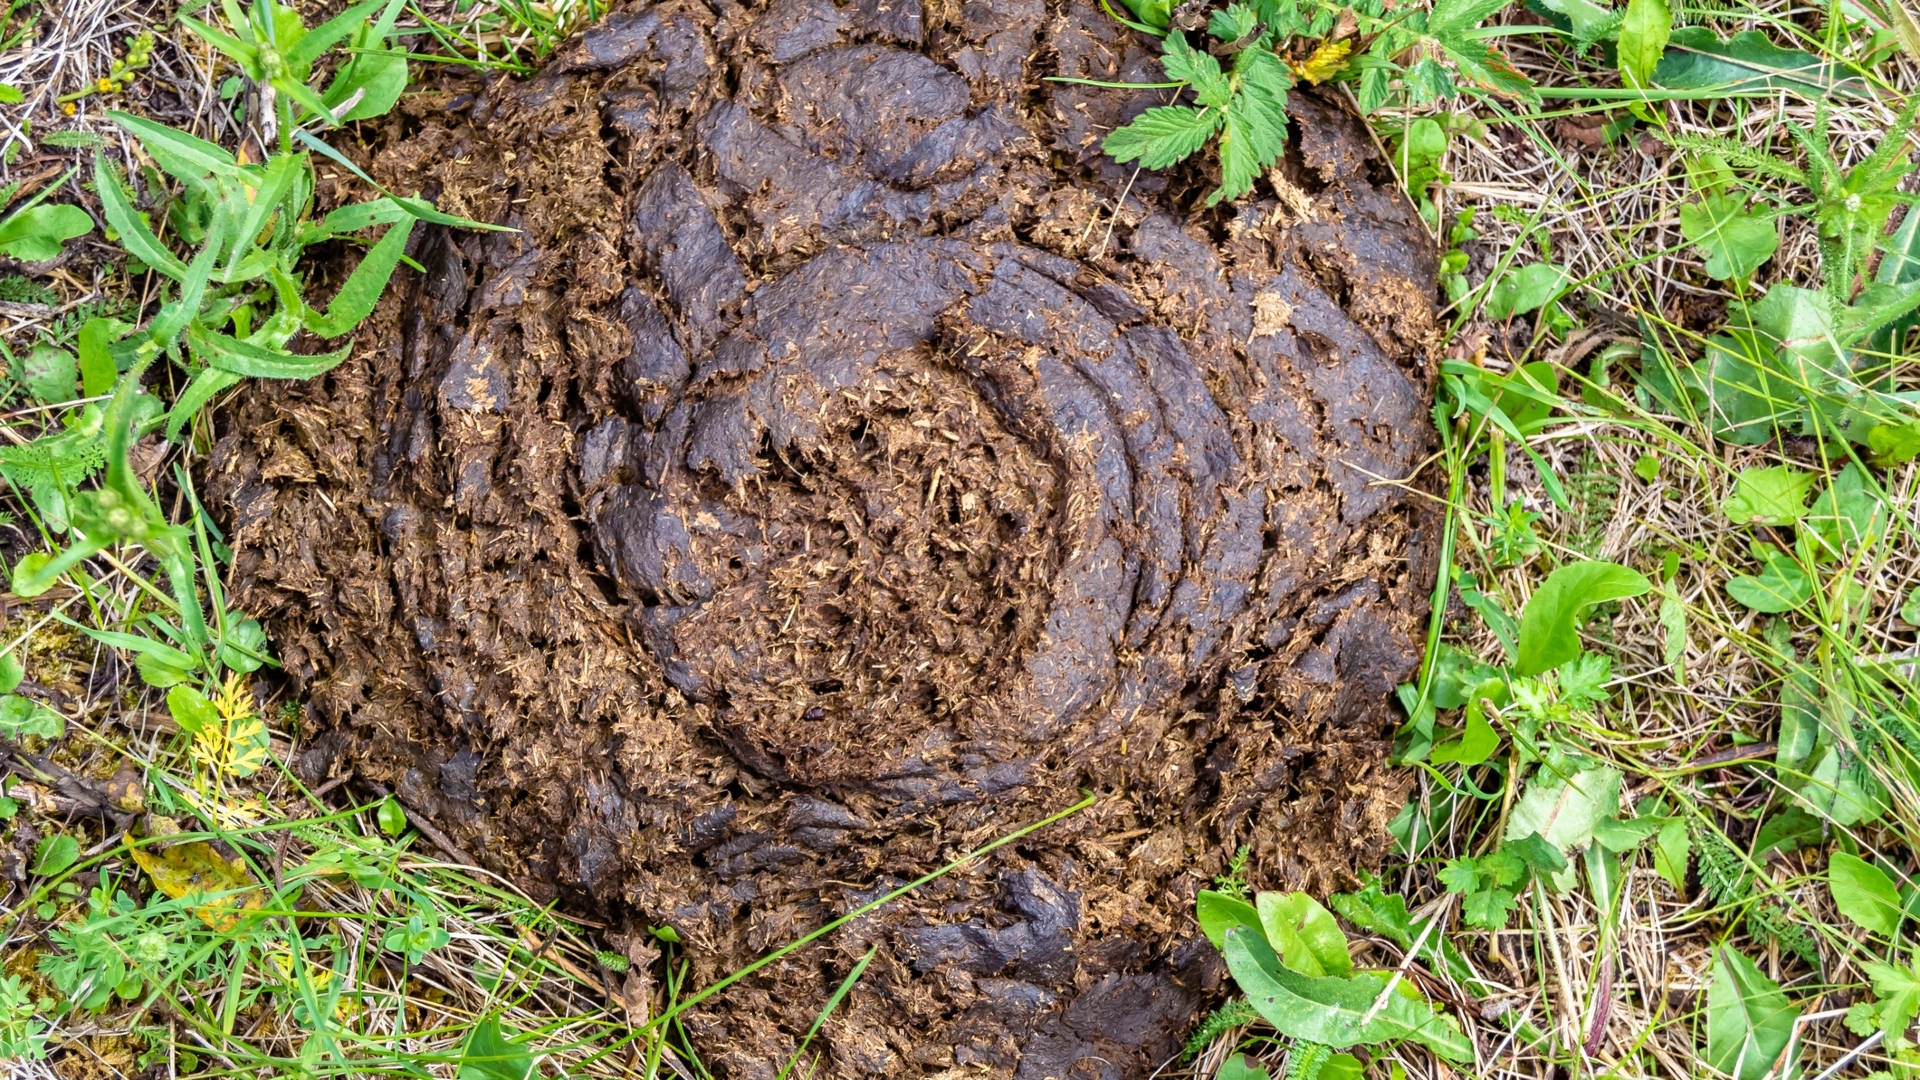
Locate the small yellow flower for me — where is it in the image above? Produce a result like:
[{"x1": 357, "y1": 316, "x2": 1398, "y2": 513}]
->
[
  {"x1": 97, "y1": 77, "x2": 114, "y2": 92},
  {"x1": 62, "y1": 102, "x2": 76, "y2": 116}
]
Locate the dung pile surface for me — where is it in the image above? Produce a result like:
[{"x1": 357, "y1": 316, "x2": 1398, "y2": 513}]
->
[{"x1": 209, "y1": 1, "x2": 1441, "y2": 1073}]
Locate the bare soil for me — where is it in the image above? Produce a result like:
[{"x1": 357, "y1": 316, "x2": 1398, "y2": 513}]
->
[{"x1": 208, "y1": 1, "x2": 1442, "y2": 1073}]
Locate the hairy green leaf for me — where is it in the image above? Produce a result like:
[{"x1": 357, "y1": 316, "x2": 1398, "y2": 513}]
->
[{"x1": 305, "y1": 216, "x2": 418, "y2": 338}]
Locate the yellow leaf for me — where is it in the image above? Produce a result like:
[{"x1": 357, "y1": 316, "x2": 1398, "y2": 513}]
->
[
  {"x1": 1289, "y1": 39, "x2": 1352, "y2": 84},
  {"x1": 127, "y1": 839, "x2": 266, "y2": 931}
]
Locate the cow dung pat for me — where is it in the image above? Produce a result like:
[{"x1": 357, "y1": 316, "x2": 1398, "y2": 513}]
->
[{"x1": 211, "y1": 0, "x2": 1442, "y2": 1074}]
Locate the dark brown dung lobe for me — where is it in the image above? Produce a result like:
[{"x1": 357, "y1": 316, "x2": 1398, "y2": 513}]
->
[{"x1": 209, "y1": 1, "x2": 1440, "y2": 1074}]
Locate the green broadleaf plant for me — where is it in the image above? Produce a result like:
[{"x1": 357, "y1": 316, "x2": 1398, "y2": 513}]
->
[
  {"x1": 1705, "y1": 946, "x2": 1799, "y2": 1080},
  {"x1": 1828, "y1": 851, "x2": 1902, "y2": 937},
  {"x1": 1515, "y1": 561, "x2": 1651, "y2": 675}
]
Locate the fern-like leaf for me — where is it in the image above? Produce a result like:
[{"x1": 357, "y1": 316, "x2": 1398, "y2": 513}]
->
[{"x1": 1182, "y1": 998, "x2": 1259, "y2": 1061}]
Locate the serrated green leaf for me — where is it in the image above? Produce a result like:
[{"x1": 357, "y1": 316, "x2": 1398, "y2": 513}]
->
[
  {"x1": 1865, "y1": 960, "x2": 1920, "y2": 1044},
  {"x1": 1530, "y1": 0, "x2": 1623, "y2": 47},
  {"x1": 1103, "y1": 106, "x2": 1221, "y2": 170},
  {"x1": 1210, "y1": 90, "x2": 1286, "y2": 205},
  {"x1": 1208, "y1": 2, "x2": 1259, "y2": 41},
  {"x1": 1163, "y1": 32, "x2": 1233, "y2": 108},
  {"x1": 1461, "y1": 887, "x2": 1518, "y2": 929},
  {"x1": 191, "y1": 328, "x2": 351, "y2": 379},
  {"x1": 1429, "y1": 0, "x2": 1514, "y2": 35}
]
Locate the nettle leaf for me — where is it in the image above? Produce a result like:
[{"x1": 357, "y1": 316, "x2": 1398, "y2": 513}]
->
[
  {"x1": 1706, "y1": 946, "x2": 1799, "y2": 1080},
  {"x1": 1654, "y1": 27, "x2": 1867, "y2": 98},
  {"x1": 1103, "y1": 106, "x2": 1222, "y2": 171},
  {"x1": 1255, "y1": 892, "x2": 1353, "y2": 977},
  {"x1": 1485, "y1": 263, "x2": 1570, "y2": 320},
  {"x1": 1679, "y1": 194, "x2": 1779, "y2": 281},
  {"x1": 1722, "y1": 465, "x2": 1816, "y2": 525},
  {"x1": 1515, "y1": 561, "x2": 1650, "y2": 676},
  {"x1": 1208, "y1": 2, "x2": 1259, "y2": 41},
  {"x1": 1829, "y1": 851, "x2": 1902, "y2": 937},
  {"x1": 1162, "y1": 32, "x2": 1233, "y2": 108},
  {"x1": 1725, "y1": 551, "x2": 1811, "y2": 613}
]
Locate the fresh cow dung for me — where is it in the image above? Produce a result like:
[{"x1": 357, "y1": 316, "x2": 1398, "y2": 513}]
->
[{"x1": 209, "y1": 0, "x2": 1441, "y2": 1073}]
